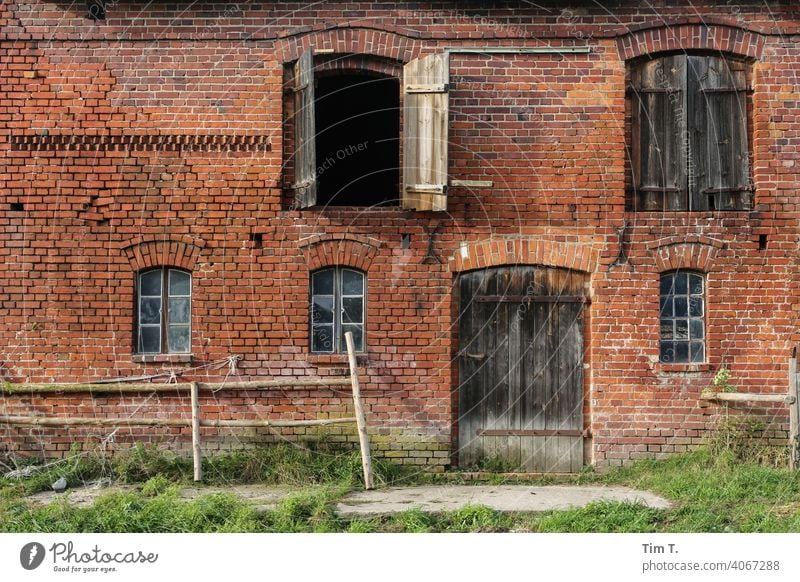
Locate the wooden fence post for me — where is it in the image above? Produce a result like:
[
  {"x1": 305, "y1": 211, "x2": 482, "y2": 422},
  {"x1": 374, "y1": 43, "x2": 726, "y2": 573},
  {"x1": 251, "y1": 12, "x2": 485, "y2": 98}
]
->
[
  {"x1": 790, "y1": 348, "x2": 799, "y2": 470},
  {"x1": 190, "y1": 382, "x2": 203, "y2": 482},
  {"x1": 345, "y1": 331, "x2": 374, "y2": 490}
]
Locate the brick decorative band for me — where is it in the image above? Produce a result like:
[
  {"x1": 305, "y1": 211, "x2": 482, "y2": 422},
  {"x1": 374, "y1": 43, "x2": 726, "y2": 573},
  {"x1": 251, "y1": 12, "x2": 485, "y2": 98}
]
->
[{"x1": 9, "y1": 134, "x2": 271, "y2": 152}]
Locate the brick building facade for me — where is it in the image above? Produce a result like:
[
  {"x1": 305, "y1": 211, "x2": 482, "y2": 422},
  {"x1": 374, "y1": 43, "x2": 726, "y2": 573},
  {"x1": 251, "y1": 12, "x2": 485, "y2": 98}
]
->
[{"x1": 1, "y1": 1, "x2": 799, "y2": 470}]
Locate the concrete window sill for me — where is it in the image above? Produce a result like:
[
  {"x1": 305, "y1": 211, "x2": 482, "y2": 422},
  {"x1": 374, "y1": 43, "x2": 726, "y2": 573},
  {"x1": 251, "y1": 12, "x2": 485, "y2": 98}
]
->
[
  {"x1": 657, "y1": 363, "x2": 711, "y2": 374},
  {"x1": 306, "y1": 353, "x2": 367, "y2": 367},
  {"x1": 132, "y1": 354, "x2": 193, "y2": 364}
]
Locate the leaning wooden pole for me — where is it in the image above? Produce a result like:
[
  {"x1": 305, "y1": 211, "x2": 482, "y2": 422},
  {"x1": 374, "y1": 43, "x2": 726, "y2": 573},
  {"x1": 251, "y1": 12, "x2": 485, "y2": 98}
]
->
[
  {"x1": 345, "y1": 331, "x2": 374, "y2": 490},
  {"x1": 790, "y1": 348, "x2": 799, "y2": 470},
  {"x1": 190, "y1": 382, "x2": 203, "y2": 482}
]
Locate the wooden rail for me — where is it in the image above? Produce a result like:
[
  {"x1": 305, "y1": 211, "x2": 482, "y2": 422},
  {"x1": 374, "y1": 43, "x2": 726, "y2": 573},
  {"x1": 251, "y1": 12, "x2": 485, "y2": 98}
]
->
[
  {"x1": 0, "y1": 377, "x2": 353, "y2": 394},
  {"x1": 700, "y1": 348, "x2": 800, "y2": 469},
  {"x1": 0, "y1": 337, "x2": 375, "y2": 487}
]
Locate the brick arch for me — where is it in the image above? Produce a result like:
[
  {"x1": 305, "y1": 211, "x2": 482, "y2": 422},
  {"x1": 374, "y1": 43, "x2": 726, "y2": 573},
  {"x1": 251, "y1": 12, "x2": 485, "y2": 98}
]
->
[
  {"x1": 449, "y1": 238, "x2": 600, "y2": 274},
  {"x1": 119, "y1": 235, "x2": 206, "y2": 272},
  {"x1": 276, "y1": 28, "x2": 423, "y2": 65},
  {"x1": 617, "y1": 23, "x2": 765, "y2": 61},
  {"x1": 649, "y1": 240, "x2": 722, "y2": 273},
  {"x1": 314, "y1": 54, "x2": 403, "y2": 78},
  {"x1": 299, "y1": 234, "x2": 382, "y2": 272}
]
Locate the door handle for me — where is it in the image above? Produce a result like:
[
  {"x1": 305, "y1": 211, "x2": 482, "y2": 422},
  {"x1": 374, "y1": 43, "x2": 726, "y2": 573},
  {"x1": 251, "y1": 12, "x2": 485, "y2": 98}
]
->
[{"x1": 463, "y1": 352, "x2": 486, "y2": 360}]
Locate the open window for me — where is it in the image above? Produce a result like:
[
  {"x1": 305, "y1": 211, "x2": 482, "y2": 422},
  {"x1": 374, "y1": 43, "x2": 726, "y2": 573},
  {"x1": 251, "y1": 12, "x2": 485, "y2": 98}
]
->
[
  {"x1": 628, "y1": 54, "x2": 752, "y2": 211},
  {"x1": 290, "y1": 50, "x2": 449, "y2": 211}
]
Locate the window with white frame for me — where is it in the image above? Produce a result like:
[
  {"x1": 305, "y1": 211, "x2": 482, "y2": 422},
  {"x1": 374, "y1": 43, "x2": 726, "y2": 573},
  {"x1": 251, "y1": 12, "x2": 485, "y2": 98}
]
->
[
  {"x1": 310, "y1": 267, "x2": 365, "y2": 353},
  {"x1": 137, "y1": 268, "x2": 191, "y2": 354}
]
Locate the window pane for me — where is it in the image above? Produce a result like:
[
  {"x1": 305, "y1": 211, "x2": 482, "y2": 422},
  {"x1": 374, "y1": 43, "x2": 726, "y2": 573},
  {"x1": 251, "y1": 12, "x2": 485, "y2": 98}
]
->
[
  {"x1": 169, "y1": 298, "x2": 190, "y2": 324},
  {"x1": 690, "y1": 319, "x2": 704, "y2": 339},
  {"x1": 169, "y1": 270, "x2": 190, "y2": 296},
  {"x1": 140, "y1": 270, "x2": 162, "y2": 296},
  {"x1": 139, "y1": 326, "x2": 160, "y2": 353},
  {"x1": 660, "y1": 274, "x2": 674, "y2": 296},
  {"x1": 312, "y1": 325, "x2": 334, "y2": 353},
  {"x1": 168, "y1": 325, "x2": 190, "y2": 353},
  {"x1": 689, "y1": 296, "x2": 703, "y2": 317},
  {"x1": 675, "y1": 273, "x2": 688, "y2": 294},
  {"x1": 674, "y1": 297, "x2": 688, "y2": 317},
  {"x1": 660, "y1": 297, "x2": 673, "y2": 317},
  {"x1": 313, "y1": 270, "x2": 334, "y2": 295},
  {"x1": 675, "y1": 320, "x2": 689, "y2": 340},
  {"x1": 675, "y1": 342, "x2": 689, "y2": 363},
  {"x1": 342, "y1": 297, "x2": 363, "y2": 324},
  {"x1": 660, "y1": 322, "x2": 673, "y2": 340},
  {"x1": 660, "y1": 342, "x2": 675, "y2": 363},
  {"x1": 691, "y1": 342, "x2": 705, "y2": 363},
  {"x1": 312, "y1": 295, "x2": 334, "y2": 324},
  {"x1": 140, "y1": 297, "x2": 161, "y2": 324},
  {"x1": 342, "y1": 324, "x2": 364, "y2": 352},
  {"x1": 341, "y1": 270, "x2": 364, "y2": 295},
  {"x1": 689, "y1": 274, "x2": 704, "y2": 295}
]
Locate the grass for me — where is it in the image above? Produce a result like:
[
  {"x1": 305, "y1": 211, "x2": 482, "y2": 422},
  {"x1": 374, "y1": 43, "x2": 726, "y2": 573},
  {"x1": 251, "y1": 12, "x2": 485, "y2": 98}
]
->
[{"x1": 2, "y1": 444, "x2": 800, "y2": 533}]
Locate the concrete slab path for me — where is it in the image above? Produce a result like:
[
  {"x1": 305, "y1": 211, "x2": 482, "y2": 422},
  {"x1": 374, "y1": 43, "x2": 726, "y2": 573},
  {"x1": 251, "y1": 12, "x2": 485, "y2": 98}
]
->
[
  {"x1": 336, "y1": 485, "x2": 672, "y2": 516},
  {"x1": 26, "y1": 482, "x2": 671, "y2": 516}
]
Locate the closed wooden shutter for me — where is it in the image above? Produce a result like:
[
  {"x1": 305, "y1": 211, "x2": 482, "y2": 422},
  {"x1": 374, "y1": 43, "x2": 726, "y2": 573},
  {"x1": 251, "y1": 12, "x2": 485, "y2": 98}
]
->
[
  {"x1": 688, "y1": 55, "x2": 750, "y2": 211},
  {"x1": 292, "y1": 49, "x2": 317, "y2": 208},
  {"x1": 630, "y1": 55, "x2": 688, "y2": 211},
  {"x1": 402, "y1": 53, "x2": 449, "y2": 211}
]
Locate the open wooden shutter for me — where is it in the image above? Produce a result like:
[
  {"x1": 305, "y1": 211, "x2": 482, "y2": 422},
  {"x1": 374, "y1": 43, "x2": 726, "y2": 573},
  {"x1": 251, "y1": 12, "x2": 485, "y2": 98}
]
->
[
  {"x1": 293, "y1": 48, "x2": 317, "y2": 208},
  {"x1": 402, "y1": 53, "x2": 449, "y2": 211},
  {"x1": 688, "y1": 55, "x2": 750, "y2": 211},
  {"x1": 631, "y1": 55, "x2": 688, "y2": 211}
]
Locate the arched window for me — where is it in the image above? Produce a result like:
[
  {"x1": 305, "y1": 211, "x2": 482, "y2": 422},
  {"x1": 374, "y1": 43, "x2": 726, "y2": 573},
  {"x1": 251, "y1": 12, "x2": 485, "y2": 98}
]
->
[
  {"x1": 628, "y1": 53, "x2": 751, "y2": 211},
  {"x1": 660, "y1": 271, "x2": 705, "y2": 363},
  {"x1": 310, "y1": 267, "x2": 365, "y2": 353},
  {"x1": 137, "y1": 268, "x2": 191, "y2": 354}
]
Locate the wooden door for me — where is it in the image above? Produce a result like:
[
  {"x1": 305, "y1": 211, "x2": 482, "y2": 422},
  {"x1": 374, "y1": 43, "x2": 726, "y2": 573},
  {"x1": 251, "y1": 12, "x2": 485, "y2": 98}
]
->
[{"x1": 457, "y1": 266, "x2": 585, "y2": 472}]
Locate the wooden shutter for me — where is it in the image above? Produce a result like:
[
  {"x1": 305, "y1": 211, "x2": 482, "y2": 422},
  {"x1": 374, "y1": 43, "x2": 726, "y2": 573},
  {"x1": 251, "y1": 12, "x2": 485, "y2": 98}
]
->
[
  {"x1": 631, "y1": 55, "x2": 688, "y2": 211},
  {"x1": 402, "y1": 53, "x2": 449, "y2": 211},
  {"x1": 688, "y1": 55, "x2": 750, "y2": 211},
  {"x1": 292, "y1": 48, "x2": 317, "y2": 208}
]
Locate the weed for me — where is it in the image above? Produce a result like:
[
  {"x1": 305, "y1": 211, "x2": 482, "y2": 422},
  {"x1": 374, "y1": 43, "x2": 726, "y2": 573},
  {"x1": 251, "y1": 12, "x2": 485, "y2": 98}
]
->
[{"x1": 707, "y1": 415, "x2": 788, "y2": 467}]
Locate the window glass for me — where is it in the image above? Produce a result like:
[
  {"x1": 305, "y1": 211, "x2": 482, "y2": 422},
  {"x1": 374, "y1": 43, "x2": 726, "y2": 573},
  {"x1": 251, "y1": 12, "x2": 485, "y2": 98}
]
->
[
  {"x1": 660, "y1": 271, "x2": 705, "y2": 363},
  {"x1": 310, "y1": 268, "x2": 365, "y2": 353},
  {"x1": 137, "y1": 268, "x2": 191, "y2": 354}
]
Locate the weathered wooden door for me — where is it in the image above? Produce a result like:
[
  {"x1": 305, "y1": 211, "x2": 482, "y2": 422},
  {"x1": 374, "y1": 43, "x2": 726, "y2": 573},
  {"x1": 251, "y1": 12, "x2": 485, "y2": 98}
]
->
[{"x1": 457, "y1": 266, "x2": 585, "y2": 472}]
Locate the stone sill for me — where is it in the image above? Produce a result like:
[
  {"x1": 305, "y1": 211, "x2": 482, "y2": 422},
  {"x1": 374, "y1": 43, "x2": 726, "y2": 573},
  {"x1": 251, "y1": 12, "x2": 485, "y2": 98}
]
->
[
  {"x1": 306, "y1": 353, "x2": 367, "y2": 368},
  {"x1": 132, "y1": 354, "x2": 193, "y2": 364},
  {"x1": 656, "y1": 363, "x2": 711, "y2": 374}
]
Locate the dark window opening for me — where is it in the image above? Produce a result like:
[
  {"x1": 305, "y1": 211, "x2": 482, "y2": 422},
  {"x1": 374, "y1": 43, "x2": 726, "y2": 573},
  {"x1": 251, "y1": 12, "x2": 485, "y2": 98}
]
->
[
  {"x1": 660, "y1": 271, "x2": 705, "y2": 363},
  {"x1": 314, "y1": 74, "x2": 399, "y2": 207},
  {"x1": 87, "y1": 0, "x2": 106, "y2": 21}
]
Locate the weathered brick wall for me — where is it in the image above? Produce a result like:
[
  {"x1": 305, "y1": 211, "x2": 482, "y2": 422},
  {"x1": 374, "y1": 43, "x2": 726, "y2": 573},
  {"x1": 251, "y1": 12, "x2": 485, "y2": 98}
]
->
[{"x1": 1, "y1": 1, "x2": 799, "y2": 469}]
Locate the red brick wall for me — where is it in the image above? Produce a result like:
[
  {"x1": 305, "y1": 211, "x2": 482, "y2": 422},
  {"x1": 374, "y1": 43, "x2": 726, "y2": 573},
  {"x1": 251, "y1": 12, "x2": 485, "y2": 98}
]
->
[{"x1": 1, "y1": 1, "x2": 799, "y2": 469}]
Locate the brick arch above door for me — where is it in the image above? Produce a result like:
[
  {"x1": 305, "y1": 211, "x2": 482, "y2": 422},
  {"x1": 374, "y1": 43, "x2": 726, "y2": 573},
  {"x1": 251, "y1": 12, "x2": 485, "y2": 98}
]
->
[{"x1": 450, "y1": 238, "x2": 600, "y2": 274}]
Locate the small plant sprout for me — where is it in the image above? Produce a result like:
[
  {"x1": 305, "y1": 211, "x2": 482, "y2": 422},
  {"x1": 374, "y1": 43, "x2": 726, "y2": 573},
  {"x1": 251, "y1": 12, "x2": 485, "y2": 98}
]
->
[{"x1": 712, "y1": 366, "x2": 736, "y2": 393}]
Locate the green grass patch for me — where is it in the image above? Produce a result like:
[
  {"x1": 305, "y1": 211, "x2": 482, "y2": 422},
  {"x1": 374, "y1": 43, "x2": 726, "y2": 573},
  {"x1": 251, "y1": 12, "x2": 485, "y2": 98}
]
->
[{"x1": 3, "y1": 445, "x2": 800, "y2": 533}]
